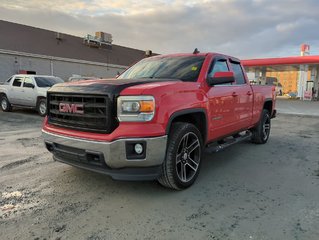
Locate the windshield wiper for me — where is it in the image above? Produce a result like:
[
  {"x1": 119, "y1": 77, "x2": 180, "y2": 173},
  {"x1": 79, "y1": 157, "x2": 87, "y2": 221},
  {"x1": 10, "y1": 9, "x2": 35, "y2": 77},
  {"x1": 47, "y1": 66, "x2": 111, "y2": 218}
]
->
[{"x1": 138, "y1": 76, "x2": 154, "y2": 79}]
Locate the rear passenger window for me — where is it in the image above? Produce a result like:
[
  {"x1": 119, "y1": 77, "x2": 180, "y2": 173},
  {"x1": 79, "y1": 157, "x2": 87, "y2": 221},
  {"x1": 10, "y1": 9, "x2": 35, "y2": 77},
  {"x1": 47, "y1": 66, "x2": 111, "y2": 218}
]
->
[
  {"x1": 23, "y1": 77, "x2": 34, "y2": 88},
  {"x1": 12, "y1": 77, "x2": 23, "y2": 87},
  {"x1": 208, "y1": 60, "x2": 229, "y2": 77},
  {"x1": 230, "y1": 62, "x2": 246, "y2": 84}
]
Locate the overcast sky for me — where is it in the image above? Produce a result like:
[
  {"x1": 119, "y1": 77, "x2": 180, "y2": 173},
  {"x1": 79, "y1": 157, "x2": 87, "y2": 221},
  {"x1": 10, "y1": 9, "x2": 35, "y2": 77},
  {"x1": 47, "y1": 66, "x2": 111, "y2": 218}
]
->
[{"x1": 1, "y1": 0, "x2": 319, "y2": 59}]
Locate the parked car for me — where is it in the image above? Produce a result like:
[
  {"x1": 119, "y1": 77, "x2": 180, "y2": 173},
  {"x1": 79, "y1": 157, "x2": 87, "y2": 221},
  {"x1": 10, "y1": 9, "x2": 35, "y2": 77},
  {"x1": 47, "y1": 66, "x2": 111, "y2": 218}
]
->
[
  {"x1": 42, "y1": 52, "x2": 276, "y2": 190},
  {"x1": 0, "y1": 74, "x2": 64, "y2": 116}
]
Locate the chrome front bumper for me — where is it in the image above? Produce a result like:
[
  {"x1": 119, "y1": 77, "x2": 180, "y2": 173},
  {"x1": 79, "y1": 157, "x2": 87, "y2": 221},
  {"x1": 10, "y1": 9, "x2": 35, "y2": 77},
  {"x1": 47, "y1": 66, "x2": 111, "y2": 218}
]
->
[{"x1": 42, "y1": 130, "x2": 167, "y2": 180}]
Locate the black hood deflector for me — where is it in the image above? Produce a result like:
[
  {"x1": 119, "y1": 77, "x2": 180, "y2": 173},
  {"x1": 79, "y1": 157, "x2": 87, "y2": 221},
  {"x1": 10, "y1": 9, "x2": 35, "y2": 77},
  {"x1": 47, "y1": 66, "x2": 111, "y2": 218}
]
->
[{"x1": 48, "y1": 78, "x2": 180, "y2": 99}]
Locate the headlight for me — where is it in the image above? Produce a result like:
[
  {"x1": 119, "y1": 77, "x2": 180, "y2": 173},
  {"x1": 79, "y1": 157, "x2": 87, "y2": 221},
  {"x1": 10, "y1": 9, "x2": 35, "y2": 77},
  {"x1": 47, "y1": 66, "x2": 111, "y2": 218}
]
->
[{"x1": 117, "y1": 96, "x2": 155, "y2": 122}]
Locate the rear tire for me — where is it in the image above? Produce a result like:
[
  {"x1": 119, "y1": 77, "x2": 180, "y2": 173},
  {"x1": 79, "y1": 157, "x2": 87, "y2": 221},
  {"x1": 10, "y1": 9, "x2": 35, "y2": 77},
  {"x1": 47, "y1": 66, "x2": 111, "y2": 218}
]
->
[
  {"x1": 158, "y1": 122, "x2": 203, "y2": 190},
  {"x1": 251, "y1": 109, "x2": 271, "y2": 144},
  {"x1": 37, "y1": 98, "x2": 47, "y2": 117},
  {"x1": 1, "y1": 95, "x2": 12, "y2": 112}
]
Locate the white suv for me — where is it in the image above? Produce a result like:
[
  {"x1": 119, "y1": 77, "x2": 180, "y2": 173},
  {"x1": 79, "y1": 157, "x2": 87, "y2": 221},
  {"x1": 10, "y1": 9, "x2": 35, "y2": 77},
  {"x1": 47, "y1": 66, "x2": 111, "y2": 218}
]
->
[{"x1": 0, "y1": 74, "x2": 64, "y2": 116}]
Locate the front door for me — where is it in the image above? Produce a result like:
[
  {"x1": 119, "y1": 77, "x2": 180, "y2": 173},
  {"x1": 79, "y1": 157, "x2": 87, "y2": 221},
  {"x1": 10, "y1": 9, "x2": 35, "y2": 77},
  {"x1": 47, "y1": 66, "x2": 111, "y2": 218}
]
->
[
  {"x1": 207, "y1": 58, "x2": 237, "y2": 140},
  {"x1": 9, "y1": 76, "x2": 24, "y2": 105}
]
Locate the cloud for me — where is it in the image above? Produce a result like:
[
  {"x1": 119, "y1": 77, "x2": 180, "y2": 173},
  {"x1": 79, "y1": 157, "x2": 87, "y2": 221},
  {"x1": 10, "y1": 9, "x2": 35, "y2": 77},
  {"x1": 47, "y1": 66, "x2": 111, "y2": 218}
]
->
[{"x1": 1, "y1": 0, "x2": 319, "y2": 58}]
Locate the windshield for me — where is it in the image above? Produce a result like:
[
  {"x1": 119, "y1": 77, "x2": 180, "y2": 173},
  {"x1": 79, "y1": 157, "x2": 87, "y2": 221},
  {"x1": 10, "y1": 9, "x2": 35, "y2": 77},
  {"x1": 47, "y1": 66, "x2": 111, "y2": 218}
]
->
[
  {"x1": 118, "y1": 56, "x2": 205, "y2": 82},
  {"x1": 35, "y1": 77, "x2": 64, "y2": 88}
]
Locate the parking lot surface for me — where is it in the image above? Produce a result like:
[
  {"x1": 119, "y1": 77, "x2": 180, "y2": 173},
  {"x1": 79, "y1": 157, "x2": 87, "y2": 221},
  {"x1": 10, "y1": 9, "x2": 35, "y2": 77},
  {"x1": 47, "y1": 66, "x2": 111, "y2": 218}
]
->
[
  {"x1": 276, "y1": 98, "x2": 319, "y2": 117},
  {"x1": 1, "y1": 108, "x2": 319, "y2": 240}
]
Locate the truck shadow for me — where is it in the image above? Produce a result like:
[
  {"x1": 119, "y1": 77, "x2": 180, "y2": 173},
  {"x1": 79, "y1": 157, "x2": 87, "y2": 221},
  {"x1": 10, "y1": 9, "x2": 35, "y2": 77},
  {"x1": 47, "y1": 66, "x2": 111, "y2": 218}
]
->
[
  {"x1": 34, "y1": 136, "x2": 290, "y2": 231},
  {"x1": 49, "y1": 136, "x2": 283, "y2": 201},
  {"x1": 51, "y1": 139, "x2": 257, "y2": 195}
]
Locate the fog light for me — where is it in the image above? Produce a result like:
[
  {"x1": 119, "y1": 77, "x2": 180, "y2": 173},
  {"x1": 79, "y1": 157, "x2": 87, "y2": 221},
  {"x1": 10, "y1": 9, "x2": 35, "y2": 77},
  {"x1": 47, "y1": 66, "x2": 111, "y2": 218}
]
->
[{"x1": 134, "y1": 143, "x2": 143, "y2": 154}]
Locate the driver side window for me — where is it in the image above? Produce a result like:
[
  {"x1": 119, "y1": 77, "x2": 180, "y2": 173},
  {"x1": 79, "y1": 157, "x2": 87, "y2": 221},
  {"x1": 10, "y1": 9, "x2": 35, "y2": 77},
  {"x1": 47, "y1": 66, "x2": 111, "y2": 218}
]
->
[
  {"x1": 208, "y1": 60, "x2": 229, "y2": 78},
  {"x1": 12, "y1": 77, "x2": 24, "y2": 87}
]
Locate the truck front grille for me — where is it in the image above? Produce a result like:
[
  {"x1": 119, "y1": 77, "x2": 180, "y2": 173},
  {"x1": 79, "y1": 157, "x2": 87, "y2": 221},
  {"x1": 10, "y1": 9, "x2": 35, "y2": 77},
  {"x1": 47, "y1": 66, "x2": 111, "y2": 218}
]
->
[{"x1": 47, "y1": 93, "x2": 115, "y2": 133}]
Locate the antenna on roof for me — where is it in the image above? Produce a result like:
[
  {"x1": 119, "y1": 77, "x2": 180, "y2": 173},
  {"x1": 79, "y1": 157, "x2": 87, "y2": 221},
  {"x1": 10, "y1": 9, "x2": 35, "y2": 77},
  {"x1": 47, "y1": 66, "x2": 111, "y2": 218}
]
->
[
  {"x1": 193, "y1": 48, "x2": 200, "y2": 54},
  {"x1": 145, "y1": 50, "x2": 153, "y2": 57}
]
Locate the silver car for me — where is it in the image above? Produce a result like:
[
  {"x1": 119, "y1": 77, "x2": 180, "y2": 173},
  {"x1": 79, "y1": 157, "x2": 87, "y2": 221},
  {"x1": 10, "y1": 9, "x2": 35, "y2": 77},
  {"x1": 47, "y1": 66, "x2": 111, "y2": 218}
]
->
[{"x1": 0, "y1": 74, "x2": 64, "y2": 116}]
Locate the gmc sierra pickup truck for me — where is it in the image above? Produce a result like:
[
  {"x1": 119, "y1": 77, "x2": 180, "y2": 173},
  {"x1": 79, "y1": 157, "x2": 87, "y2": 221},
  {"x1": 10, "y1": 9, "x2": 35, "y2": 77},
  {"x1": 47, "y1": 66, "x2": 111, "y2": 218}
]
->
[
  {"x1": 42, "y1": 52, "x2": 276, "y2": 190},
  {"x1": 0, "y1": 74, "x2": 64, "y2": 116}
]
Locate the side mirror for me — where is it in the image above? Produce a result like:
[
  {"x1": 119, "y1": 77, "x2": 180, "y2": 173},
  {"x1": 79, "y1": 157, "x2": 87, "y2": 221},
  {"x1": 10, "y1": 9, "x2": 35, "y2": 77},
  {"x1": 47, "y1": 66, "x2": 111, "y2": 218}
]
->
[{"x1": 207, "y1": 71, "x2": 235, "y2": 86}]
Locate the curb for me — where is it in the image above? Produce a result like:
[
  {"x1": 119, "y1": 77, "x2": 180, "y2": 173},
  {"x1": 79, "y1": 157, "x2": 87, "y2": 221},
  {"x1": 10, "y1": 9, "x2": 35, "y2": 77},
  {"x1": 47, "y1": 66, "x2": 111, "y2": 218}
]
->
[{"x1": 276, "y1": 112, "x2": 319, "y2": 119}]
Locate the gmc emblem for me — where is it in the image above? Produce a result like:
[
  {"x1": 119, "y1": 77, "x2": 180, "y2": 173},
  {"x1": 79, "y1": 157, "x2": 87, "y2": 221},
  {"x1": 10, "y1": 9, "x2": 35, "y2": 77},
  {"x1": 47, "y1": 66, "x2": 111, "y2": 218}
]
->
[{"x1": 59, "y1": 103, "x2": 84, "y2": 114}]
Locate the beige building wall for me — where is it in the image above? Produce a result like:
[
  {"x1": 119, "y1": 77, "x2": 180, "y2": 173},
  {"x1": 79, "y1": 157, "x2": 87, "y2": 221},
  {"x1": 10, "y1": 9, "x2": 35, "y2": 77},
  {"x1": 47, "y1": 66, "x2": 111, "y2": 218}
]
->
[{"x1": 266, "y1": 70, "x2": 311, "y2": 94}]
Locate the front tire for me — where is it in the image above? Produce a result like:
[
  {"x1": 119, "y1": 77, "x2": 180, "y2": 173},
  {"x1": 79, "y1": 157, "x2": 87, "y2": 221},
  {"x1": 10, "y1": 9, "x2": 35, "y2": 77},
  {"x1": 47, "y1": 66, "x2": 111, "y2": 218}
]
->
[
  {"x1": 251, "y1": 109, "x2": 271, "y2": 144},
  {"x1": 158, "y1": 122, "x2": 203, "y2": 190},
  {"x1": 1, "y1": 95, "x2": 12, "y2": 112},
  {"x1": 37, "y1": 98, "x2": 47, "y2": 116}
]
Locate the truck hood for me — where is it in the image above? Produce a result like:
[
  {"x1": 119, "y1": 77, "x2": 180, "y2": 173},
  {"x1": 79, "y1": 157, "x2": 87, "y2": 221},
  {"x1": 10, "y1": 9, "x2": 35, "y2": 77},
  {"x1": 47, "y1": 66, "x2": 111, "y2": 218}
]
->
[{"x1": 48, "y1": 78, "x2": 181, "y2": 98}]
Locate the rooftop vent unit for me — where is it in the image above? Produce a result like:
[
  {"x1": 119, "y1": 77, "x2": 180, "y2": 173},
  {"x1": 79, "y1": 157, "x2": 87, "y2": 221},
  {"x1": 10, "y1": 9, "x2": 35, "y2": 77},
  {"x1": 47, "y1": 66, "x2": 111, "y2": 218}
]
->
[
  {"x1": 83, "y1": 32, "x2": 112, "y2": 49},
  {"x1": 95, "y1": 32, "x2": 112, "y2": 44}
]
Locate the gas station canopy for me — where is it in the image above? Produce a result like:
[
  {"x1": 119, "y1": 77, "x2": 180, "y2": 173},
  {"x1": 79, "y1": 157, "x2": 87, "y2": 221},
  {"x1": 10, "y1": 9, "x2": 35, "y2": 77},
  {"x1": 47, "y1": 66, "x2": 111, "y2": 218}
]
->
[
  {"x1": 241, "y1": 53, "x2": 319, "y2": 100},
  {"x1": 242, "y1": 55, "x2": 319, "y2": 72},
  {"x1": 242, "y1": 55, "x2": 319, "y2": 67}
]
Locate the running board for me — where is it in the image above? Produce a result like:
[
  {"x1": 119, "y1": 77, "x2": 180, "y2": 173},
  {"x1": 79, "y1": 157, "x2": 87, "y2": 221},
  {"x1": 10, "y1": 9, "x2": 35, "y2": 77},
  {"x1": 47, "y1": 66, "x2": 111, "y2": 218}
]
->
[{"x1": 206, "y1": 131, "x2": 252, "y2": 153}]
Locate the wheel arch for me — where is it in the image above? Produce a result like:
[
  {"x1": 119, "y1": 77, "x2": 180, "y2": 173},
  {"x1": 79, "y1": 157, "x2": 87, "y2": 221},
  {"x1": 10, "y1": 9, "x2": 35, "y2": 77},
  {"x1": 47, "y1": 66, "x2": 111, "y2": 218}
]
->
[
  {"x1": 36, "y1": 96, "x2": 46, "y2": 106},
  {"x1": 166, "y1": 108, "x2": 208, "y2": 144},
  {"x1": 263, "y1": 99, "x2": 273, "y2": 114},
  {"x1": 0, "y1": 92, "x2": 8, "y2": 98}
]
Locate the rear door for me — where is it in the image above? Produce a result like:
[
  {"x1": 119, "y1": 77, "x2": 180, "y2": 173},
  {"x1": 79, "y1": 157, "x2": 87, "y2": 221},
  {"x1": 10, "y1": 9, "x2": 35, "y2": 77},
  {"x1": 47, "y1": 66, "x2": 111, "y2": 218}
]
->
[
  {"x1": 229, "y1": 60, "x2": 254, "y2": 130},
  {"x1": 207, "y1": 57, "x2": 237, "y2": 140},
  {"x1": 9, "y1": 76, "x2": 24, "y2": 105},
  {"x1": 22, "y1": 76, "x2": 37, "y2": 107}
]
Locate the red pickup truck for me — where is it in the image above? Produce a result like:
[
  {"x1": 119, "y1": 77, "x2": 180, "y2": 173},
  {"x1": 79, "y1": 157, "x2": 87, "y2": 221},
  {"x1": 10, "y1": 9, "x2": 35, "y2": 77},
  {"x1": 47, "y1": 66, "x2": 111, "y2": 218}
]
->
[{"x1": 42, "y1": 52, "x2": 276, "y2": 190}]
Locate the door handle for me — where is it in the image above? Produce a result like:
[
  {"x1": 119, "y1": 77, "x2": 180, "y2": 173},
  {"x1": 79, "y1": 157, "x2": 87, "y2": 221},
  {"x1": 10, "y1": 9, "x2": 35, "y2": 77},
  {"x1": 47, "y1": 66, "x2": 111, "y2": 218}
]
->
[
  {"x1": 247, "y1": 91, "x2": 252, "y2": 96},
  {"x1": 232, "y1": 92, "x2": 238, "y2": 97}
]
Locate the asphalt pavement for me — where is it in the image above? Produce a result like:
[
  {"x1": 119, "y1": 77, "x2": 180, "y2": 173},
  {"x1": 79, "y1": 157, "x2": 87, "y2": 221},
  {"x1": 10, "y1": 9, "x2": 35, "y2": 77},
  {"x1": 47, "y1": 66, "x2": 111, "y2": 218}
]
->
[
  {"x1": 276, "y1": 98, "x2": 319, "y2": 117},
  {"x1": 0, "y1": 102, "x2": 319, "y2": 240}
]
